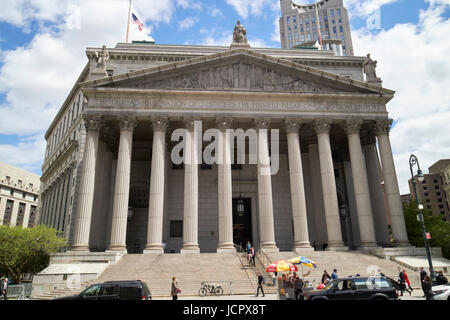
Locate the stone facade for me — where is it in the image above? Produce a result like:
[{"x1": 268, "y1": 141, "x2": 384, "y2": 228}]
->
[
  {"x1": 38, "y1": 40, "x2": 410, "y2": 255},
  {"x1": 0, "y1": 162, "x2": 40, "y2": 228}
]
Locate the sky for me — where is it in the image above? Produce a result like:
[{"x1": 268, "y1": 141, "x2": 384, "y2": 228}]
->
[{"x1": 0, "y1": 0, "x2": 449, "y2": 194}]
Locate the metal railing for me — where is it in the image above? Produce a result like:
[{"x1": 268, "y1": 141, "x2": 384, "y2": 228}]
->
[{"x1": 6, "y1": 285, "x2": 26, "y2": 300}]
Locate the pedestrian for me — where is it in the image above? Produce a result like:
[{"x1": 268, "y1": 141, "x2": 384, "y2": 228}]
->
[
  {"x1": 403, "y1": 269, "x2": 413, "y2": 295},
  {"x1": 250, "y1": 246, "x2": 256, "y2": 267},
  {"x1": 171, "y1": 276, "x2": 180, "y2": 300},
  {"x1": 419, "y1": 267, "x2": 428, "y2": 297},
  {"x1": 0, "y1": 278, "x2": 8, "y2": 300},
  {"x1": 422, "y1": 275, "x2": 434, "y2": 300},
  {"x1": 397, "y1": 267, "x2": 406, "y2": 296},
  {"x1": 255, "y1": 272, "x2": 265, "y2": 297},
  {"x1": 321, "y1": 270, "x2": 331, "y2": 284},
  {"x1": 272, "y1": 272, "x2": 276, "y2": 286},
  {"x1": 436, "y1": 271, "x2": 448, "y2": 285},
  {"x1": 293, "y1": 273, "x2": 304, "y2": 300},
  {"x1": 246, "y1": 241, "x2": 252, "y2": 252},
  {"x1": 331, "y1": 269, "x2": 338, "y2": 280},
  {"x1": 162, "y1": 240, "x2": 167, "y2": 253}
]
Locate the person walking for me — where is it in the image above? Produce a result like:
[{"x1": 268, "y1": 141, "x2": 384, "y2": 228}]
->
[
  {"x1": 293, "y1": 274, "x2": 304, "y2": 300},
  {"x1": 403, "y1": 269, "x2": 413, "y2": 295},
  {"x1": 171, "y1": 276, "x2": 180, "y2": 300},
  {"x1": 246, "y1": 241, "x2": 252, "y2": 252},
  {"x1": 255, "y1": 272, "x2": 265, "y2": 297},
  {"x1": 422, "y1": 275, "x2": 434, "y2": 300},
  {"x1": 331, "y1": 269, "x2": 338, "y2": 280},
  {"x1": 419, "y1": 267, "x2": 428, "y2": 297},
  {"x1": 162, "y1": 240, "x2": 167, "y2": 253},
  {"x1": 0, "y1": 278, "x2": 8, "y2": 300},
  {"x1": 250, "y1": 246, "x2": 256, "y2": 267},
  {"x1": 397, "y1": 267, "x2": 406, "y2": 296}
]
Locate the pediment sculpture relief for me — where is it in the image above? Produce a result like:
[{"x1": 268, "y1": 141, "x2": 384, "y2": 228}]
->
[{"x1": 127, "y1": 63, "x2": 344, "y2": 93}]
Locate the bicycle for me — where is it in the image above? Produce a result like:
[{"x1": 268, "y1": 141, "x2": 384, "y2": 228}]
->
[{"x1": 198, "y1": 281, "x2": 224, "y2": 297}]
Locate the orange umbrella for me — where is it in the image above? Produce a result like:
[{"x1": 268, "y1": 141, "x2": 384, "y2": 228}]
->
[{"x1": 265, "y1": 260, "x2": 298, "y2": 272}]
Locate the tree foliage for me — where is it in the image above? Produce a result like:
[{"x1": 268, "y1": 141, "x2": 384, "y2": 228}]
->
[
  {"x1": 403, "y1": 200, "x2": 450, "y2": 259},
  {"x1": 0, "y1": 225, "x2": 67, "y2": 284}
]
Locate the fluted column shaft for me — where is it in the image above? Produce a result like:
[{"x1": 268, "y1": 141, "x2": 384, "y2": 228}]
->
[
  {"x1": 256, "y1": 120, "x2": 278, "y2": 252},
  {"x1": 108, "y1": 120, "x2": 136, "y2": 252},
  {"x1": 217, "y1": 119, "x2": 235, "y2": 253},
  {"x1": 22, "y1": 203, "x2": 31, "y2": 228},
  {"x1": 313, "y1": 120, "x2": 346, "y2": 250},
  {"x1": 71, "y1": 117, "x2": 102, "y2": 251},
  {"x1": 285, "y1": 120, "x2": 312, "y2": 251},
  {"x1": 144, "y1": 119, "x2": 167, "y2": 254},
  {"x1": 343, "y1": 120, "x2": 378, "y2": 249},
  {"x1": 181, "y1": 119, "x2": 200, "y2": 253},
  {"x1": 375, "y1": 120, "x2": 410, "y2": 246}
]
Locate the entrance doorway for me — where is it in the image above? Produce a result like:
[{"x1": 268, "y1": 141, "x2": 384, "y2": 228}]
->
[{"x1": 232, "y1": 198, "x2": 252, "y2": 249}]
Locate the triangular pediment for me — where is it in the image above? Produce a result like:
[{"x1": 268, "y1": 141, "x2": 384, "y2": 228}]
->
[{"x1": 82, "y1": 49, "x2": 392, "y2": 96}]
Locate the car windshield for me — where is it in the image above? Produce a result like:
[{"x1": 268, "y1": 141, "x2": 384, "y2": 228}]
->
[{"x1": 323, "y1": 279, "x2": 337, "y2": 290}]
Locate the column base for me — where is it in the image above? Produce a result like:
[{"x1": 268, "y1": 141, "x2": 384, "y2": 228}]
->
[
  {"x1": 181, "y1": 244, "x2": 200, "y2": 254},
  {"x1": 106, "y1": 245, "x2": 128, "y2": 254},
  {"x1": 393, "y1": 240, "x2": 412, "y2": 247},
  {"x1": 358, "y1": 244, "x2": 381, "y2": 252},
  {"x1": 70, "y1": 245, "x2": 90, "y2": 252},
  {"x1": 217, "y1": 243, "x2": 236, "y2": 253},
  {"x1": 260, "y1": 245, "x2": 279, "y2": 254},
  {"x1": 143, "y1": 248, "x2": 164, "y2": 254},
  {"x1": 326, "y1": 246, "x2": 349, "y2": 252}
]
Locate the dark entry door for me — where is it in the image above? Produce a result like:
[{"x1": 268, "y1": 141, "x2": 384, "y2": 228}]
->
[{"x1": 232, "y1": 198, "x2": 252, "y2": 249}]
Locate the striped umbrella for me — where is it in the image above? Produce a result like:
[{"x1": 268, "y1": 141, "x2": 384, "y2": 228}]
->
[
  {"x1": 287, "y1": 256, "x2": 318, "y2": 269},
  {"x1": 265, "y1": 260, "x2": 298, "y2": 273}
]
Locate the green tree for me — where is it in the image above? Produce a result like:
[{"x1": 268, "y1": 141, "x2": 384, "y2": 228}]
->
[
  {"x1": 404, "y1": 200, "x2": 450, "y2": 259},
  {"x1": 0, "y1": 225, "x2": 67, "y2": 284}
]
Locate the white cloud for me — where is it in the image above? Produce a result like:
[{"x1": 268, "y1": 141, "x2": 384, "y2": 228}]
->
[
  {"x1": 352, "y1": 0, "x2": 450, "y2": 193},
  {"x1": 176, "y1": 0, "x2": 202, "y2": 10},
  {"x1": 210, "y1": 8, "x2": 222, "y2": 17},
  {"x1": 0, "y1": 134, "x2": 46, "y2": 173},
  {"x1": 225, "y1": 0, "x2": 279, "y2": 19},
  {"x1": 344, "y1": 0, "x2": 400, "y2": 18},
  {"x1": 178, "y1": 16, "x2": 197, "y2": 30}
]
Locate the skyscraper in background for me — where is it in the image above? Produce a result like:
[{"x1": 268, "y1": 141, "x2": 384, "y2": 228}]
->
[{"x1": 279, "y1": 0, "x2": 354, "y2": 56}]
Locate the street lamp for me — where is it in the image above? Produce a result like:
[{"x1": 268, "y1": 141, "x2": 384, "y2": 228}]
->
[{"x1": 409, "y1": 154, "x2": 436, "y2": 284}]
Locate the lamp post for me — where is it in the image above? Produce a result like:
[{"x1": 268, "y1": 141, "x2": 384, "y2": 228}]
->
[{"x1": 409, "y1": 154, "x2": 436, "y2": 284}]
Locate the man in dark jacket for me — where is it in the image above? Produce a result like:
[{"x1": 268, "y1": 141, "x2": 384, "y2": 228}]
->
[
  {"x1": 398, "y1": 267, "x2": 406, "y2": 296},
  {"x1": 419, "y1": 267, "x2": 428, "y2": 297},
  {"x1": 255, "y1": 272, "x2": 265, "y2": 297},
  {"x1": 293, "y1": 274, "x2": 304, "y2": 300},
  {"x1": 436, "y1": 271, "x2": 448, "y2": 285}
]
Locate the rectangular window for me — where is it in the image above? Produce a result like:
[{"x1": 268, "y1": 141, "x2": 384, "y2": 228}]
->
[
  {"x1": 170, "y1": 220, "x2": 183, "y2": 238},
  {"x1": 286, "y1": 16, "x2": 290, "y2": 24},
  {"x1": 330, "y1": 9, "x2": 334, "y2": 17},
  {"x1": 337, "y1": 9, "x2": 341, "y2": 16},
  {"x1": 293, "y1": 16, "x2": 297, "y2": 23},
  {"x1": 333, "y1": 26, "x2": 337, "y2": 33}
]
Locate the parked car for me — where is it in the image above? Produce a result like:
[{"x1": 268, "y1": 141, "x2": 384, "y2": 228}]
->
[
  {"x1": 432, "y1": 283, "x2": 450, "y2": 300},
  {"x1": 54, "y1": 280, "x2": 152, "y2": 300},
  {"x1": 303, "y1": 277, "x2": 398, "y2": 300}
]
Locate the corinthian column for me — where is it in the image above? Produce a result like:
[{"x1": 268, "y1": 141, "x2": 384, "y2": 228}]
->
[
  {"x1": 71, "y1": 116, "x2": 102, "y2": 251},
  {"x1": 342, "y1": 120, "x2": 378, "y2": 250},
  {"x1": 255, "y1": 119, "x2": 278, "y2": 252},
  {"x1": 181, "y1": 118, "x2": 200, "y2": 253},
  {"x1": 375, "y1": 119, "x2": 410, "y2": 246},
  {"x1": 313, "y1": 119, "x2": 346, "y2": 250},
  {"x1": 108, "y1": 119, "x2": 137, "y2": 253},
  {"x1": 285, "y1": 119, "x2": 312, "y2": 252},
  {"x1": 144, "y1": 118, "x2": 168, "y2": 254},
  {"x1": 216, "y1": 118, "x2": 235, "y2": 253}
]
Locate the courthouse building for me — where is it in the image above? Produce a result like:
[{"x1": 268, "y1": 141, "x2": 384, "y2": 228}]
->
[{"x1": 38, "y1": 22, "x2": 411, "y2": 255}]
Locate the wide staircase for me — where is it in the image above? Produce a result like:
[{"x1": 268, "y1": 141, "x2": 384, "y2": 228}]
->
[
  {"x1": 268, "y1": 250, "x2": 422, "y2": 289},
  {"x1": 32, "y1": 249, "x2": 425, "y2": 299}
]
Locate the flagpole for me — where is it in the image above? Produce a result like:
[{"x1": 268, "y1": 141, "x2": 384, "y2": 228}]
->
[
  {"x1": 314, "y1": 1, "x2": 322, "y2": 50},
  {"x1": 126, "y1": 0, "x2": 132, "y2": 43}
]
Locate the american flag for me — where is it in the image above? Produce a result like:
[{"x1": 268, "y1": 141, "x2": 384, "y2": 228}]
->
[{"x1": 132, "y1": 13, "x2": 143, "y2": 31}]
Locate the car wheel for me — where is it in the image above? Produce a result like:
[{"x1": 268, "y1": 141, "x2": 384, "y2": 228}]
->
[
  {"x1": 214, "y1": 287, "x2": 224, "y2": 296},
  {"x1": 199, "y1": 288, "x2": 207, "y2": 297}
]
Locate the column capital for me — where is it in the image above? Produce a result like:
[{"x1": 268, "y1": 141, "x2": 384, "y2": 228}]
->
[
  {"x1": 118, "y1": 118, "x2": 137, "y2": 132},
  {"x1": 254, "y1": 118, "x2": 271, "y2": 129},
  {"x1": 83, "y1": 115, "x2": 104, "y2": 131},
  {"x1": 216, "y1": 117, "x2": 233, "y2": 131},
  {"x1": 312, "y1": 119, "x2": 332, "y2": 134},
  {"x1": 374, "y1": 119, "x2": 393, "y2": 135},
  {"x1": 151, "y1": 118, "x2": 168, "y2": 132},
  {"x1": 284, "y1": 118, "x2": 302, "y2": 134},
  {"x1": 341, "y1": 119, "x2": 363, "y2": 135}
]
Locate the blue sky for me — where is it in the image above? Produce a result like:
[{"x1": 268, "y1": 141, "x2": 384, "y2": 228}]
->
[{"x1": 0, "y1": 0, "x2": 449, "y2": 194}]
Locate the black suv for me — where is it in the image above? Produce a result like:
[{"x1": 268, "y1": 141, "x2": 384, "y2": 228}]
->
[
  {"x1": 303, "y1": 277, "x2": 398, "y2": 300},
  {"x1": 54, "y1": 280, "x2": 152, "y2": 300}
]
